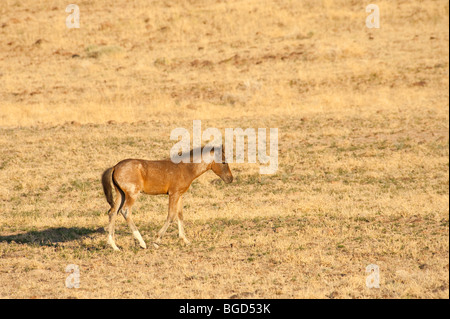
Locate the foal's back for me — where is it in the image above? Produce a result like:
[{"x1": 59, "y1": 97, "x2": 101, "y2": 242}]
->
[{"x1": 113, "y1": 158, "x2": 185, "y2": 195}]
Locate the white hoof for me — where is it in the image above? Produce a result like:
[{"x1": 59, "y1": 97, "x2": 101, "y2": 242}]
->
[
  {"x1": 133, "y1": 231, "x2": 147, "y2": 249},
  {"x1": 108, "y1": 235, "x2": 120, "y2": 251}
]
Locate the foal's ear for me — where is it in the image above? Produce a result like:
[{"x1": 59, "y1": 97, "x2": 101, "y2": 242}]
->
[
  {"x1": 208, "y1": 144, "x2": 224, "y2": 163},
  {"x1": 209, "y1": 144, "x2": 224, "y2": 153}
]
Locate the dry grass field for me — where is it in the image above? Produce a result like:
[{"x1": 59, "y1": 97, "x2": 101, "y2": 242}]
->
[{"x1": 0, "y1": 0, "x2": 448, "y2": 299}]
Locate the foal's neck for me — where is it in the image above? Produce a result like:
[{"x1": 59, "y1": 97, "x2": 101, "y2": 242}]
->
[{"x1": 186, "y1": 162, "x2": 211, "y2": 181}]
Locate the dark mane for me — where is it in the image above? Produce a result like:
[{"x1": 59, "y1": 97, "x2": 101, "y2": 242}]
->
[{"x1": 167, "y1": 144, "x2": 224, "y2": 162}]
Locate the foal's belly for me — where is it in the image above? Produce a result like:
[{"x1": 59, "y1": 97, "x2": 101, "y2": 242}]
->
[
  {"x1": 140, "y1": 160, "x2": 184, "y2": 195},
  {"x1": 141, "y1": 174, "x2": 171, "y2": 195},
  {"x1": 142, "y1": 184, "x2": 169, "y2": 195}
]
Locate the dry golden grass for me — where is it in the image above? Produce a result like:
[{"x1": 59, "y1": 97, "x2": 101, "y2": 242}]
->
[{"x1": 0, "y1": 0, "x2": 448, "y2": 298}]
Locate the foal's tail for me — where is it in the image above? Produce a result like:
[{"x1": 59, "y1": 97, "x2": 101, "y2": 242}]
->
[
  {"x1": 101, "y1": 166, "x2": 126, "y2": 215},
  {"x1": 101, "y1": 167, "x2": 115, "y2": 209}
]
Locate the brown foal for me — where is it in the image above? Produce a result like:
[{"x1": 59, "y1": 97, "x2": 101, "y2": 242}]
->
[{"x1": 101, "y1": 145, "x2": 233, "y2": 251}]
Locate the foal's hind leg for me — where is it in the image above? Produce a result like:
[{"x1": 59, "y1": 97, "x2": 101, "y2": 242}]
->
[
  {"x1": 107, "y1": 197, "x2": 121, "y2": 251},
  {"x1": 121, "y1": 195, "x2": 147, "y2": 249}
]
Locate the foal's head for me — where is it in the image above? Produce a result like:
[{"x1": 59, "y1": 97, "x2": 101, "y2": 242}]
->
[{"x1": 208, "y1": 145, "x2": 233, "y2": 184}]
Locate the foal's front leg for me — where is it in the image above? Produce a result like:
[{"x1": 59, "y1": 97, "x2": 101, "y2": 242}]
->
[
  {"x1": 153, "y1": 193, "x2": 180, "y2": 248},
  {"x1": 177, "y1": 198, "x2": 190, "y2": 245}
]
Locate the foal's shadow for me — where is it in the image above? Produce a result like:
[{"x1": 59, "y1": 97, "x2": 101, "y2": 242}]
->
[{"x1": 0, "y1": 227, "x2": 105, "y2": 247}]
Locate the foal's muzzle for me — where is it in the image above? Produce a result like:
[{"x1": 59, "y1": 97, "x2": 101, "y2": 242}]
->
[{"x1": 224, "y1": 175, "x2": 233, "y2": 184}]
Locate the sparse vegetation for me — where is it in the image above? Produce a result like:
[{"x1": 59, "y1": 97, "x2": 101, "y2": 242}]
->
[{"x1": 0, "y1": 0, "x2": 448, "y2": 298}]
